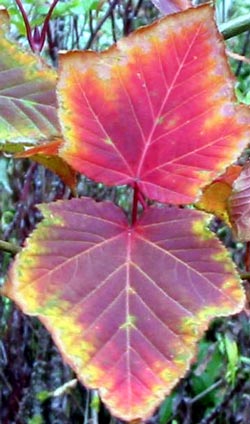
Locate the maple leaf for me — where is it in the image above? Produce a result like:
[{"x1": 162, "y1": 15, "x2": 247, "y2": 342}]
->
[
  {"x1": 58, "y1": 5, "x2": 250, "y2": 205},
  {"x1": 3, "y1": 198, "x2": 244, "y2": 421}
]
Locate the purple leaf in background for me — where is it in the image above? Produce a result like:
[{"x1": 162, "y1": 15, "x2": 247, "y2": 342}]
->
[{"x1": 150, "y1": 0, "x2": 192, "y2": 15}]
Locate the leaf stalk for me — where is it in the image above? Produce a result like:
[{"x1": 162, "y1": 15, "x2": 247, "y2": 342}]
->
[
  {"x1": 15, "y1": 0, "x2": 59, "y2": 53},
  {"x1": 131, "y1": 183, "x2": 139, "y2": 226},
  {"x1": 240, "y1": 272, "x2": 250, "y2": 280}
]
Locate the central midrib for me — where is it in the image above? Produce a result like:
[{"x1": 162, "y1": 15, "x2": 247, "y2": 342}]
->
[{"x1": 135, "y1": 24, "x2": 202, "y2": 180}]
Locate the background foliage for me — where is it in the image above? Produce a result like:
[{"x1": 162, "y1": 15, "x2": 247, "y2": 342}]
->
[{"x1": 1, "y1": 0, "x2": 250, "y2": 423}]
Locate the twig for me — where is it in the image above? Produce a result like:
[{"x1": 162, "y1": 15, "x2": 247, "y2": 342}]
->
[
  {"x1": 200, "y1": 376, "x2": 247, "y2": 424},
  {"x1": 235, "y1": 31, "x2": 250, "y2": 76},
  {"x1": 73, "y1": 16, "x2": 80, "y2": 49},
  {"x1": 40, "y1": 0, "x2": 60, "y2": 52},
  {"x1": 85, "y1": 0, "x2": 119, "y2": 49},
  {"x1": 220, "y1": 13, "x2": 250, "y2": 40},
  {"x1": 15, "y1": 0, "x2": 32, "y2": 46},
  {"x1": 0, "y1": 240, "x2": 21, "y2": 255},
  {"x1": 46, "y1": 21, "x2": 58, "y2": 65},
  {"x1": 226, "y1": 49, "x2": 250, "y2": 64},
  {"x1": 240, "y1": 273, "x2": 250, "y2": 280},
  {"x1": 84, "y1": 389, "x2": 90, "y2": 424},
  {"x1": 123, "y1": 0, "x2": 133, "y2": 36},
  {"x1": 15, "y1": 0, "x2": 59, "y2": 52},
  {"x1": 133, "y1": 0, "x2": 144, "y2": 18},
  {"x1": 190, "y1": 378, "x2": 224, "y2": 404},
  {"x1": 51, "y1": 378, "x2": 77, "y2": 397},
  {"x1": 3, "y1": 162, "x2": 37, "y2": 241},
  {"x1": 91, "y1": 389, "x2": 99, "y2": 424},
  {"x1": 109, "y1": 3, "x2": 117, "y2": 43}
]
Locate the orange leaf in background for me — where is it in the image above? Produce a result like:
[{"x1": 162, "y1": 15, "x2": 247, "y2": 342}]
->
[
  {"x1": 16, "y1": 139, "x2": 77, "y2": 190},
  {"x1": 217, "y1": 165, "x2": 243, "y2": 186},
  {"x1": 16, "y1": 139, "x2": 63, "y2": 157},
  {"x1": 196, "y1": 165, "x2": 242, "y2": 224}
]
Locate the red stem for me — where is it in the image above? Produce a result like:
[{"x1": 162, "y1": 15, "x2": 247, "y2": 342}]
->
[
  {"x1": 131, "y1": 183, "x2": 139, "y2": 226},
  {"x1": 138, "y1": 190, "x2": 147, "y2": 210},
  {"x1": 40, "y1": 0, "x2": 60, "y2": 52},
  {"x1": 15, "y1": 0, "x2": 33, "y2": 49},
  {"x1": 15, "y1": 0, "x2": 60, "y2": 53}
]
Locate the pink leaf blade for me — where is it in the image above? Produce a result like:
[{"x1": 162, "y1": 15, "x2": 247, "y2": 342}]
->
[
  {"x1": 58, "y1": 5, "x2": 250, "y2": 204},
  {"x1": 4, "y1": 198, "x2": 244, "y2": 421}
]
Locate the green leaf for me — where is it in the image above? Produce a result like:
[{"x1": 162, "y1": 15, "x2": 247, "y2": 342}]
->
[
  {"x1": 0, "y1": 10, "x2": 60, "y2": 149},
  {"x1": 224, "y1": 335, "x2": 239, "y2": 385}
]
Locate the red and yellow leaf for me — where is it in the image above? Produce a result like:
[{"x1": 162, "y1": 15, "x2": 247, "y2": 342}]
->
[
  {"x1": 3, "y1": 198, "x2": 244, "y2": 421},
  {"x1": 58, "y1": 5, "x2": 250, "y2": 205},
  {"x1": 229, "y1": 163, "x2": 250, "y2": 241},
  {"x1": 196, "y1": 165, "x2": 242, "y2": 224},
  {"x1": 0, "y1": 10, "x2": 60, "y2": 147},
  {"x1": 151, "y1": 0, "x2": 192, "y2": 15},
  {"x1": 26, "y1": 154, "x2": 76, "y2": 191},
  {"x1": 16, "y1": 139, "x2": 77, "y2": 190},
  {"x1": 17, "y1": 138, "x2": 63, "y2": 157}
]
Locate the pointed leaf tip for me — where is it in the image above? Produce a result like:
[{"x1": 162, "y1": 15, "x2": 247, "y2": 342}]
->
[{"x1": 4, "y1": 198, "x2": 244, "y2": 421}]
